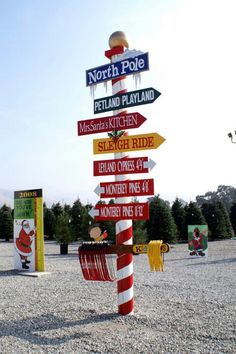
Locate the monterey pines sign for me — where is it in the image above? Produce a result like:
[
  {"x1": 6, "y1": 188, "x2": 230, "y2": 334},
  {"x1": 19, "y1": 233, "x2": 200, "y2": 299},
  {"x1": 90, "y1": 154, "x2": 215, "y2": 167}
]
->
[
  {"x1": 94, "y1": 179, "x2": 154, "y2": 198},
  {"x1": 89, "y1": 202, "x2": 149, "y2": 221},
  {"x1": 86, "y1": 53, "x2": 149, "y2": 86}
]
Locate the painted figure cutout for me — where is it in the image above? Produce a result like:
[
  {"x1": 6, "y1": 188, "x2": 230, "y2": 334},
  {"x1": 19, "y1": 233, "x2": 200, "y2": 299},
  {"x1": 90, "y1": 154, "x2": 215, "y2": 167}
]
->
[
  {"x1": 89, "y1": 224, "x2": 108, "y2": 242},
  {"x1": 15, "y1": 220, "x2": 36, "y2": 269},
  {"x1": 188, "y1": 226, "x2": 208, "y2": 257}
]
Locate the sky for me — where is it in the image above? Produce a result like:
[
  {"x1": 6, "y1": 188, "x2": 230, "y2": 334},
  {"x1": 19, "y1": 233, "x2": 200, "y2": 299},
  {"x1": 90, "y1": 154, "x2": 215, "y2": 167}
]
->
[{"x1": 0, "y1": 0, "x2": 235, "y2": 208}]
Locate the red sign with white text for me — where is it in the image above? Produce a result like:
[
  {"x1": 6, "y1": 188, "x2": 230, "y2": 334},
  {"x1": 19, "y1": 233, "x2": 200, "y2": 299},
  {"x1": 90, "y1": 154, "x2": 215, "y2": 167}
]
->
[
  {"x1": 96, "y1": 179, "x2": 154, "y2": 198},
  {"x1": 77, "y1": 112, "x2": 146, "y2": 136},
  {"x1": 93, "y1": 157, "x2": 155, "y2": 176},
  {"x1": 92, "y1": 203, "x2": 149, "y2": 221}
]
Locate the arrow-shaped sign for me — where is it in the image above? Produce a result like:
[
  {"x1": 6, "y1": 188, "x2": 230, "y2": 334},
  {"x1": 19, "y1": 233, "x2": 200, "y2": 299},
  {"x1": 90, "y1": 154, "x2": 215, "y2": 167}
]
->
[
  {"x1": 86, "y1": 53, "x2": 149, "y2": 87},
  {"x1": 94, "y1": 87, "x2": 161, "y2": 114},
  {"x1": 94, "y1": 179, "x2": 154, "y2": 198},
  {"x1": 93, "y1": 157, "x2": 156, "y2": 176},
  {"x1": 77, "y1": 112, "x2": 146, "y2": 136},
  {"x1": 93, "y1": 132, "x2": 165, "y2": 155},
  {"x1": 88, "y1": 208, "x2": 99, "y2": 218},
  {"x1": 89, "y1": 202, "x2": 149, "y2": 221},
  {"x1": 143, "y1": 159, "x2": 156, "y2": 170}
]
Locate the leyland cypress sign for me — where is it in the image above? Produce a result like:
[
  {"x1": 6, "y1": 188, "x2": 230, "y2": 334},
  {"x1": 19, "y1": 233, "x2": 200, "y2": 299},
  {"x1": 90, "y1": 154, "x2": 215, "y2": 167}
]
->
[{"x1": 93, "y1": 157, "x2": 156, "y2": 176}]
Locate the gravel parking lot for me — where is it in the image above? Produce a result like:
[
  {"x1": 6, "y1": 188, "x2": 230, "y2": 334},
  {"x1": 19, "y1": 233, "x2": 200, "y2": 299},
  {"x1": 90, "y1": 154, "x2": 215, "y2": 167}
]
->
[{"x1": 0, "y1": 240, "x2": 235, "y2": 354}]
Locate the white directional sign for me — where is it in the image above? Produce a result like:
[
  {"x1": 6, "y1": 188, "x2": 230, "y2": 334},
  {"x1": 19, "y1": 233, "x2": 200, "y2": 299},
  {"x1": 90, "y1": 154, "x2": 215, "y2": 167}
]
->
[{"x1": 93, "y1": 157, "x2": 156, "y2": 176}]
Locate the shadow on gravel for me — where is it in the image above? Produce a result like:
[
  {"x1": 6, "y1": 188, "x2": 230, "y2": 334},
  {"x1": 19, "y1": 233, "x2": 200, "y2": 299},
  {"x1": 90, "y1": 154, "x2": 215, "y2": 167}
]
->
[
  {"x1": 0, "y1": 312, "x2": 119, "y2": 345},
  {"x1": 0, "y1": 269, "x2": 19, "y2": 277},
  {"x1": 186, "y1": 258, "x2": 236, "y2": 266},
  {"x1": 166, "y1": 258, "x2": 192, "y2": 262},
  {"x1": 45, "y1": 253, "x2": 78, "y2": 259}
]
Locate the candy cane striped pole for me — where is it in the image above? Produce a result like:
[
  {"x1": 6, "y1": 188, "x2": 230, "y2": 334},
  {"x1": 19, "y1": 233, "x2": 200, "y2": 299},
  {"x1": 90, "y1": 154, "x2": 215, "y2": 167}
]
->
[{"x1": 105, "y1": 32, "x2": 134, "y2": 315}]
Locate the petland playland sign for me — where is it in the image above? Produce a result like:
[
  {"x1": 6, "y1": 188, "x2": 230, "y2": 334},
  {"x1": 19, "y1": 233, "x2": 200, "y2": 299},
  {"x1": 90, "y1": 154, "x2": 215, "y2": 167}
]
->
[{"x1": 13, "y1": 189, "x2": 44, "y2": 272}]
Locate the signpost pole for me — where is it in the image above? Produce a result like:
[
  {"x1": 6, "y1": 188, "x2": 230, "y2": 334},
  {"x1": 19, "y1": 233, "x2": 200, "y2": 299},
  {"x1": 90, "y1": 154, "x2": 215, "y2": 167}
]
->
[{"x1": 105, "y1": 31, "x2": 134, "y2": 315}]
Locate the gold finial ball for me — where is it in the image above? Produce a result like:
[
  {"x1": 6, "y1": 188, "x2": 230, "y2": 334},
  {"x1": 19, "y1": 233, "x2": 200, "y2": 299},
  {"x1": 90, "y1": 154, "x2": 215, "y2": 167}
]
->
[{"x1": 109, "y1": 31, "x2": 129, "y2": 49}]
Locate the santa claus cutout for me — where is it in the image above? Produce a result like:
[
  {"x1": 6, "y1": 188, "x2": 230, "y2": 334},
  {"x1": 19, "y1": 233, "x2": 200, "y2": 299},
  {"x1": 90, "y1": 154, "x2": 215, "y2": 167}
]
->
[{"x1": 15, "y1": 219, "x2": 36, "y2": 269}]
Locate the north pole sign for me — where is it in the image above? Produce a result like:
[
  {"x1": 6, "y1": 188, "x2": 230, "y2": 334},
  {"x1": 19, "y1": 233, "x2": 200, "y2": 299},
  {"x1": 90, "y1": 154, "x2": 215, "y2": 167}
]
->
[
  {"x1": 93, "y1": 132, "x2": 165, "y2": 154},
  {"x1": 94, "y1": 87, "x2": 161, "y2": 114},
  {"x1": 93, "y1": 157, "x2": 156, "y2": 176},
  {"x1": 86, "y1": 53, "x2": 149, "y2": 86},
  {"x1": 89, "y1": 202, "x2": 149, "y2": 221},
  {"x1": 77, "y1": 112, "x2": 146, "y2": 136},
  {"x1": 94, "y1": 179, "x2": 154, "y2": 198}
]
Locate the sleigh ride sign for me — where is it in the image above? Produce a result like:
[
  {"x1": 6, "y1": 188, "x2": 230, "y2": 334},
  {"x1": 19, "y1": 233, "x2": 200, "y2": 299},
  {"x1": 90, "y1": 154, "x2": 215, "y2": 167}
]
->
[
  {"x1": 13, "y1": 189, "x2": 44, "y2": 272},
  {"x1": 93, "y1": 132, "x2": 165, "y2": 154}
]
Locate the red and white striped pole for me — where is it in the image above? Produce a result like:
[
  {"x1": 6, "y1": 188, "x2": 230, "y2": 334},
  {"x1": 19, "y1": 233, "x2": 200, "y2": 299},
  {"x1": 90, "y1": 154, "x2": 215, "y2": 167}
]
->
[{"x1": 105, "y1": 31, "x2": 134, "y2": 315}]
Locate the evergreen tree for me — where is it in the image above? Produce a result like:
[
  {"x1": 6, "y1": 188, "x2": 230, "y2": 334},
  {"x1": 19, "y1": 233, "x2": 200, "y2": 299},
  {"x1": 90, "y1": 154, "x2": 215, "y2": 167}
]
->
[
  {"x1": 80, "y1": 204, "x2": 94, "y2": 241},
  {"x1": 70, "y1": 198, "x2": 83, "y2": 239},
  {"x1": 146, "y1": 195, "x2": 177, "y2": 243},
  {"x1": 201, "y1": 202, "x2": 231, "y2": 240},
  {"x1": 0, "y1": 204, "x2": 13, "y2": 241},
  {"x1": 230, "y1": 202, "x2": 236, "y2": 236},
  {"x1": 201, "y1": 203, "x2": 219, "y2": 240},
  {"x1": 54, "y1": 212, "x2": 74, "y2": 245},
  {"x1": 171, "y1": 198, "x2": 186, "y2": 241},
  {"x1": 51, "y1": 202, "x2": 63, "y2": 218},
  {"x1": 133, "y1": 219, "x2": 148, "y2": 243},
  {"x1": 184, "y1": 202, "x2": 206, "y2": 239},
  {"x1": 216, "y1": 201, "x2": 234, "y2": 238},
  {"x1": 64, "y1": 203, "x2": 72, "y2": 216},
  {"x1": 44, "y1": 206, "x2": 56, "y2": 239}
]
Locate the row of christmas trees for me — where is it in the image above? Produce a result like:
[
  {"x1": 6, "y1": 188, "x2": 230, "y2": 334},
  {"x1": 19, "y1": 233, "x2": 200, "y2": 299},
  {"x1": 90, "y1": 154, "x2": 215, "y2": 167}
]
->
[{"x1": 0, "y1": 195, "x2": 235, "y2": 244}]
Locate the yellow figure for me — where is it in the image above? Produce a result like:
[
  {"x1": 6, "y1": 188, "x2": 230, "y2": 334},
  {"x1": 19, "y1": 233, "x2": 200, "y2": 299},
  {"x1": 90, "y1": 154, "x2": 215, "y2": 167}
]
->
[{"x1": 147, "y1": 240, "x2": 164, "y2": 272}]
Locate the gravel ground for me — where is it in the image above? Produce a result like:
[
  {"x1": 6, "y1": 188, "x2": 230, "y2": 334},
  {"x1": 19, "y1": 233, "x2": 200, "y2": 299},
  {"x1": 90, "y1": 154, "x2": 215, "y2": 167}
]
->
[{"x1": 0, "y1": 239, "x2": 235, "y2": 354}]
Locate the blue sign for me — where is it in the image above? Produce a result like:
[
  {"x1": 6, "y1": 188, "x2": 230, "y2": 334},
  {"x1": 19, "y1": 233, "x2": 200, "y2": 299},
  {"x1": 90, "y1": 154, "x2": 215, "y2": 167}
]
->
[{"x1": 86, "y1": 53, "x2": 149, "y2": 87}]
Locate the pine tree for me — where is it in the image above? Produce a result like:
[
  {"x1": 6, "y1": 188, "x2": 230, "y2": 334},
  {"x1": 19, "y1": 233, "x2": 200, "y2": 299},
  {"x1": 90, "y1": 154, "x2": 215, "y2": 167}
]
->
[
  {"x1": 201, "y1": 202, "x2": 231, "y2": 240},
  {"x1": 51, "y1": 202, "x2": 63, "y2": 218},
  {"x1": 0, "y1": 204, "x2": 13, "y2": 241},
  {"x1": 70, "y1": 199, "x2": 84, "y2": 239},
  {"x1": 216, "y1": 201, "x2": 234, "y2": 239},
  {"x1": 80, "y1": 204, "x2": 94, "y2": 241},
  {"x1": 133, "y1": 219, "x2": 148, "y2": 244},
  {"x1": 184, "y1": 202, "x2": 206, "y2": 239},
  {"x1": 54, "y1": 212, "x2": 74, "y2": 245},
  {"x1": 230, "y1": 202, "x2": 236, "y2": 236},
  {"x1": 171, "y1": 198, "x2": 186, "y2": 241},
  {"x1": 146, "y1": 195, "x2": 177, "y2": 243},
  {"x1": 201, "y1": 203, "x2": 217, "y2": 240},
  {"x1": 44, "y1": 206, "x2": 56, "y2": 239}
]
